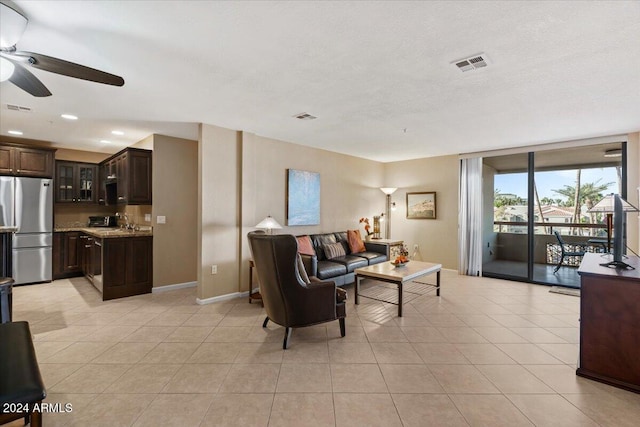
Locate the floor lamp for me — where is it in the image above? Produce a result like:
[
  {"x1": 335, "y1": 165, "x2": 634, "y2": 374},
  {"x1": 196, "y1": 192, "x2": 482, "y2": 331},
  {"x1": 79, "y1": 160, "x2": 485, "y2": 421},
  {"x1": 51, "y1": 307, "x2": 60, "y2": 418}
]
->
[{"x1": 380, "y1": 188, "x2": 397, "y2": 239}]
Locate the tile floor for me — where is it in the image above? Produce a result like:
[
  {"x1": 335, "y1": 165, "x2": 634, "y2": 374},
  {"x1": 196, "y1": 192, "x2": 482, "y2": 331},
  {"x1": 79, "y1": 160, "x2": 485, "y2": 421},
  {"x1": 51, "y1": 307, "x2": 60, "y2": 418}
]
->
[{"x1": 6, "y1": 271, "x2": 640, "y2": 426}]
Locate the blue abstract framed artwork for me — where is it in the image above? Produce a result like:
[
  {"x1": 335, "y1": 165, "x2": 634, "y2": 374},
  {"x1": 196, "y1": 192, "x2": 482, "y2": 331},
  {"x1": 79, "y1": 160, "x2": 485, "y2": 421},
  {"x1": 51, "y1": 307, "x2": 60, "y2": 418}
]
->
[{"x1": 286, "y1": 169, "x2": 320, "y2": 226}]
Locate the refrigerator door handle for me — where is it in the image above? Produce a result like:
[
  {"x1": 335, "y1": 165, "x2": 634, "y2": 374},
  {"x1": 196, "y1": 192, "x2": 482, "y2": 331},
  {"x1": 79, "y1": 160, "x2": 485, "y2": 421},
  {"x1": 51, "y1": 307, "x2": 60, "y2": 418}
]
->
[{"x1": 0, "y1": 177, "x2": 16, "y2": 228}]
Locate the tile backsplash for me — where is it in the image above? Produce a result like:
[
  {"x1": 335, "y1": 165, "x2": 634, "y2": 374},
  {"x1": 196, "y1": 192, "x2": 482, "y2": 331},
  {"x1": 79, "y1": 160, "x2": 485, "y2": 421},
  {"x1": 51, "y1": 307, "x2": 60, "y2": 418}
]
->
[
  {"x1": 54, "y1": 204, "x2": 152, "y2": 228},
  {"x1": 54, "y1": 204, "x2": 117, "y2": 227},
  {"x1": 123, "y1": 205, "x2": 153, "y2": 226}
]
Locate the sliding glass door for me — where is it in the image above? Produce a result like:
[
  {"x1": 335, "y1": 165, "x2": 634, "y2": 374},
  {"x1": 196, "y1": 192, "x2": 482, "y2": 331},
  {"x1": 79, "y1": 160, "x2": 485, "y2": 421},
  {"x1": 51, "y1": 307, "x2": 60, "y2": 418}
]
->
[
  {"x1": 482, "y1": 142, "x2": 625, "y2": 288},
  {"x1": 483, "y1": 153, "x2": 530, "y2": 282}
]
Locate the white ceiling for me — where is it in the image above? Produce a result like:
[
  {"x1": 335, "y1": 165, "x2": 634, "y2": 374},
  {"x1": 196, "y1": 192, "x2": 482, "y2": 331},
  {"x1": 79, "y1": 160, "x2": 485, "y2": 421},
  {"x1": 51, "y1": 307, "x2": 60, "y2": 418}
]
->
[{"x1": 1, "y1": 1, "x2": 639, "y2": 161}]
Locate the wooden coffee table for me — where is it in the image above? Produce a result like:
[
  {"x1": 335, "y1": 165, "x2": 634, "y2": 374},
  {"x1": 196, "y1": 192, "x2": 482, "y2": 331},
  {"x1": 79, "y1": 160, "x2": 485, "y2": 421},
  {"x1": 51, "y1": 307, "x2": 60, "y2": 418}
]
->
[{"x1": 355, "y1": 260, "x2": 441, "y2": 316}]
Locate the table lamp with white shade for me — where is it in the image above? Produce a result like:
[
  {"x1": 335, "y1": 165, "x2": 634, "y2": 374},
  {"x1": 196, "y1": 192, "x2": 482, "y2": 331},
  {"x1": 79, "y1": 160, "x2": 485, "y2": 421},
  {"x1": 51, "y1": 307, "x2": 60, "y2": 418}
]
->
[{"x1": 255, "y1": 215, "x2": 282, "y2": 234}]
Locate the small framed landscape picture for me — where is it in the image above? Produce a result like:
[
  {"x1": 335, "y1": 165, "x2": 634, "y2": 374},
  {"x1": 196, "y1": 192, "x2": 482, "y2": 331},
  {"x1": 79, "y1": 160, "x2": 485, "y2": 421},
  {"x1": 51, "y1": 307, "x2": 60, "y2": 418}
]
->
[{"x1": 406, "y1": 192, "x2": 436, "y2": 219}]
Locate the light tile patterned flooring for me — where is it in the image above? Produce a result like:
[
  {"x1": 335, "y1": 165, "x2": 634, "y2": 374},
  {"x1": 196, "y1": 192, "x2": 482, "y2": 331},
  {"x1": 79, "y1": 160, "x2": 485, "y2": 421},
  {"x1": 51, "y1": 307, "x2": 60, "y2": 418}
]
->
[{"x1": 7, "y1": 271, "x2": 640, "y2": 426}]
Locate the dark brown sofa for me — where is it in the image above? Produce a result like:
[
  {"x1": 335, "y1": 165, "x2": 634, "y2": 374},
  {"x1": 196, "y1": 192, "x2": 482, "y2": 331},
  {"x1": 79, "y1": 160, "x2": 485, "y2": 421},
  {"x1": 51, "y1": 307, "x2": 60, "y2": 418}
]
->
[{"x1": 299, "y1": 232, "x2": 388, "y2": 286}]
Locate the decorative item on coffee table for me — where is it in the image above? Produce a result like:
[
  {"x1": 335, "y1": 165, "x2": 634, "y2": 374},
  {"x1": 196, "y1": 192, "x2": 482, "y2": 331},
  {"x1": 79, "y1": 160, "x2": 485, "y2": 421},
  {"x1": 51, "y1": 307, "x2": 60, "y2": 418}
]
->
[{"x1": 391, "y1": 244, "x2": 410, "y2": 267}]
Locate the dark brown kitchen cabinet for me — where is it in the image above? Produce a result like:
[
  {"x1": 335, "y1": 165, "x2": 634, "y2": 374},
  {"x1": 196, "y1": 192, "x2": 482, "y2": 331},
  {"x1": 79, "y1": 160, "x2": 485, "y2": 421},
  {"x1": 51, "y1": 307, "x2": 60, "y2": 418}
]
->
[
  {"x1": 55, "y1": 161, "x2": 98, "y2": 203},
  {"x1": 101, "y1": 236, "x2": 152, "y2": 300},
  {"x1": 53, "y1": 232, "x2": 83, "y2": 279},
  {"x1": 82, "y1": 234, "x2": 94, "y2": 282},
  {"x1": 99, "y1": 148, "x2": 151, "y2": 205},
  {"x1": 0, "y1": 143, "x2": 55, "y2": 178}
]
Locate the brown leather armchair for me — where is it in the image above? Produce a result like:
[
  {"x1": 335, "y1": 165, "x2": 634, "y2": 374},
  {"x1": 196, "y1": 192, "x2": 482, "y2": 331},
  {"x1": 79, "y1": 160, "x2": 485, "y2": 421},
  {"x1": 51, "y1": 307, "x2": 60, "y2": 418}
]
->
[{"x1": 247, "y1": 232, "x2": 346, "y2": 349}]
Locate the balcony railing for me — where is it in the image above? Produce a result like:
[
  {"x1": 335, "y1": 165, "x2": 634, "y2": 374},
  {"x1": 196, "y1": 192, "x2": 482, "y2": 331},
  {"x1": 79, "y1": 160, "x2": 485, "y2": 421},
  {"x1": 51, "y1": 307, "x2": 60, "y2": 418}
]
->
[
  {"x1": 493, "y1": 221, "x2": 608, "y2": 267},
  {"x1": 494, "y1": 221, "x2": 607, "y2": 236}
]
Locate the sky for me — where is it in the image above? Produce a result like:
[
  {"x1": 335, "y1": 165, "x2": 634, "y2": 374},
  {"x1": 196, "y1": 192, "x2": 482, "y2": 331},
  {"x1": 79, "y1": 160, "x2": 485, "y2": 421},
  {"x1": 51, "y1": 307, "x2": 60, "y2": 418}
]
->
[{"x1": 495, "y1": 167, "x2": 620, "y2": 200}]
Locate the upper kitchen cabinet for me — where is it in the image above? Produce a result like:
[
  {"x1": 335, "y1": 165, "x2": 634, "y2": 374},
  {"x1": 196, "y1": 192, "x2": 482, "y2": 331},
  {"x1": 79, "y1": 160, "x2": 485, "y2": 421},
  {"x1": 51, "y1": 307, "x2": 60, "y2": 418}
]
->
[
  {"x1": 0, "y1": 143, "x2": 55, "y2": 178},
  {"x1": 55, "y1": 161, "x2": 98, "y2": 203},
  {"x1": 100, "y1": 148, "x2": 152, "y2": 205}
]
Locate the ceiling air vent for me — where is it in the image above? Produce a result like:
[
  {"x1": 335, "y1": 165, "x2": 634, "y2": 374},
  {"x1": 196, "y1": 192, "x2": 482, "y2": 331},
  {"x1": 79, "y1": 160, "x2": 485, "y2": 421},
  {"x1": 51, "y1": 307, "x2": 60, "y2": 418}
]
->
[
  {"x1": 293, "y1": 112, "x2": 317, "y2": 120},
  {"x1": 452, "y1": 53, "x2": 490, "y2": 72},
  {"x1": 5, "y1": 104, "x2": 32, "y2": 112}
]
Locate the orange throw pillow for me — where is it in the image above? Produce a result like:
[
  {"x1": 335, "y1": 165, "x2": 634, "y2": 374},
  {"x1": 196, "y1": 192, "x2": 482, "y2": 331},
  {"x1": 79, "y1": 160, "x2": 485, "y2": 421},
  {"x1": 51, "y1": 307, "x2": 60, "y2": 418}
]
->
[
  {"x1": 296, "y1": 235, "x2": 316, "y2": 256},
  {"x1": 347, "y1": 229, "x2": 366, "y2": 253}
]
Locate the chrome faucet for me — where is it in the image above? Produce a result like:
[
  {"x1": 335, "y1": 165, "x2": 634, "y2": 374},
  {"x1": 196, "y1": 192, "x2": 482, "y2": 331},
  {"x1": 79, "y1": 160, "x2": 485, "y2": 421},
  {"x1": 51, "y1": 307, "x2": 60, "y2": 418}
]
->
[{"x1": 116, "y1": 212, "x2": 135, "y2": 230}]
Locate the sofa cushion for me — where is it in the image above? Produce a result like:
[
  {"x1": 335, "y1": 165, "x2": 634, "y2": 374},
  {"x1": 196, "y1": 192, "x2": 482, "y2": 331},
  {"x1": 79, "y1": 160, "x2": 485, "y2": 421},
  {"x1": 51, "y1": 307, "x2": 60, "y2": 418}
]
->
[
  {"x1": 296, "y1": 235, "x2": 316, "y2": 256},
  {"x1": 334, "y1": 232, "x2": 351, "y2": 255},
  {"x1": 358, "y1": 251, "x2": 388, "y2": 264},
  {"x1": 316, "y1": 260, "x2": 347, "y2": 280},
  {"x1": 330, "y1": 255, "x2": 368, "y2": 273},
  {"x1": 347, "y1": 229, "x2": 366, "y2": 253},
  {"x1": 311, "y1": 233, "x2": 337, "y2": 260},
  {"x1": 324, "y1": 242, "x2": 346, "y2": 260}
]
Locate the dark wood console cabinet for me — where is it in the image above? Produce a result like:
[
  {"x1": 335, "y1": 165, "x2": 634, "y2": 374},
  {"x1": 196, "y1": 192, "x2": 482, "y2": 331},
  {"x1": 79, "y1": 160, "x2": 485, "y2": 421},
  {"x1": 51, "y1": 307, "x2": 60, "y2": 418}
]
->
[
  {"x1": 577, "y1": 253, "x2": 640, "y2": 393},
  {"x1": 0, "y1": 143, "x2": 55, "y2": 178}
]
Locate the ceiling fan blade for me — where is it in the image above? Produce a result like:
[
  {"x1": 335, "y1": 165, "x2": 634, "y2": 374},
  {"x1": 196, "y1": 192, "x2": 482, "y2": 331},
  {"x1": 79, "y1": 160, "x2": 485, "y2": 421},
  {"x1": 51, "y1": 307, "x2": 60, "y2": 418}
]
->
[
  {"x1": 12, "y1": 51, "x2": 125, "y2": 87},
  {"x1": 8, "y1": 60, "x2": 52, "y2": 97}
]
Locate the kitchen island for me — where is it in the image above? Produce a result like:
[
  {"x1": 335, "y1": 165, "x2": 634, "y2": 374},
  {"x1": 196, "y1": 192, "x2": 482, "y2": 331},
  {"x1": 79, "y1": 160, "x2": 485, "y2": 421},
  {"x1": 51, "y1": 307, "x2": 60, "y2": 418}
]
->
[{"x1": 53, "y1": 227, "x2": 152, "y2": 300}]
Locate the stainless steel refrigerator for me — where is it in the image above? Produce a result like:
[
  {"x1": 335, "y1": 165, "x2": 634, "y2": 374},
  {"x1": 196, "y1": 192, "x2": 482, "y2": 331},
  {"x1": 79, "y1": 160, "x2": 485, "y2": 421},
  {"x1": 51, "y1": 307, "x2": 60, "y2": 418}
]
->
[{"x1": 0, "y1": 176, "x2": 53, "y2": 284}]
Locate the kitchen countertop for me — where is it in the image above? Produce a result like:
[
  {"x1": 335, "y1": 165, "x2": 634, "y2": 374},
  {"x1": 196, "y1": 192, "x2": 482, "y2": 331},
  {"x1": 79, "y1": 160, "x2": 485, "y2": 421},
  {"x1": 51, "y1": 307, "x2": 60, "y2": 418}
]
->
[
  {"x1": 54, "y1": 227, "x2": 153, "y2": 238},
  {"x1": 0, "y1": 226, "x2": 18, "y2": 233}
]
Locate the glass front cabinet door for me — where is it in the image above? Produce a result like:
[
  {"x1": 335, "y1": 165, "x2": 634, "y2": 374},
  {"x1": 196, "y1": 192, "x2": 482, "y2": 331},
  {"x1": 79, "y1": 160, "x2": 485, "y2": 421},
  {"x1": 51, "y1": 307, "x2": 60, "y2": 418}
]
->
[{"x1": 55, "y1": 161, "x2": 97, "y2": 203}]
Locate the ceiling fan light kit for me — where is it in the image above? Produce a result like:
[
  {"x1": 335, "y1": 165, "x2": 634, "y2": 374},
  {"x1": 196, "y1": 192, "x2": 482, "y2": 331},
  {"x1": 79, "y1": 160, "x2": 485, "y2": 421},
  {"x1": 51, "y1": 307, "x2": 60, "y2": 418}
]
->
[{"x1": 0, "y1": 2, "x2": 125, "y2": 97}]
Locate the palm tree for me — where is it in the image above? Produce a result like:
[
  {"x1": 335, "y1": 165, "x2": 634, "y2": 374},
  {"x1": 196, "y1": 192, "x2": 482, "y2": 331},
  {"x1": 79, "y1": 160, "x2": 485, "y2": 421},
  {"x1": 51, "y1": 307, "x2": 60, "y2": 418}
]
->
[
  {"x1": 540, "y1": 197, "x2": 555, "y2": 206},
  {"x1": 552, "y1": 177, "x2": 614, "y2": 235}
]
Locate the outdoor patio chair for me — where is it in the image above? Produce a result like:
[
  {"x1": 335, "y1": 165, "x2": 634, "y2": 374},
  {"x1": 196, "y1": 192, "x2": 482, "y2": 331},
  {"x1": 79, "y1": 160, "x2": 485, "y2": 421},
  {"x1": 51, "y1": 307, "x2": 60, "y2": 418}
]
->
[{"x1": 553, "y1": 231, "x2": 586, "y2": 273}]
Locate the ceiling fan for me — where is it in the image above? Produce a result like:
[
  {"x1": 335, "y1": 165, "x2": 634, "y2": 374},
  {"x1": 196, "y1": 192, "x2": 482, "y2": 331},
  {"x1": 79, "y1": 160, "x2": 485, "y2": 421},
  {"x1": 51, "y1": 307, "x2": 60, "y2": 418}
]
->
[{"x1": 0, "y1": 2, "x2": 124, "y2": 97}]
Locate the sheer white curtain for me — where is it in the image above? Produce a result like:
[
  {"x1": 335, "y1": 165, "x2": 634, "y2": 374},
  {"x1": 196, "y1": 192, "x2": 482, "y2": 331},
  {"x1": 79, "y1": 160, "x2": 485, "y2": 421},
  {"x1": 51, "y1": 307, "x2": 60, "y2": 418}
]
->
[{"x1": 459, "y1": 157, "x2": 483, "y2": 276}]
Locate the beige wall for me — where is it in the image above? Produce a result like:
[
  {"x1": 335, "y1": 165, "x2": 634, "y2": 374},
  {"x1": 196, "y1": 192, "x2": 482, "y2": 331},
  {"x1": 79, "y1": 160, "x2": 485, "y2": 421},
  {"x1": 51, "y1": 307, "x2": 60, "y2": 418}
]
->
[
  {"x1": 54, "y1": 204, "x2": 117, "y2": 227},
  {"x1": 130, "y1": 135, "x2": 154, "y2": 150},
  {"x1": 239, "y1": 132, "x2": 385, "y2": 293},
  {"x1": 149, "y1": 134, "x2": 198, "y2": 287},
  {"x1": 198, "y1": 125, "x2": 385, "y2": 300},
  {"x1": 383, "y1": 156, "x2": 460, "y2": 270},
  {"x1": 198, "y1": 124, "x2": 242, "y2": 300},
  {"x1": 54, "y1": 148, "x2": 110, "y2": 163}
]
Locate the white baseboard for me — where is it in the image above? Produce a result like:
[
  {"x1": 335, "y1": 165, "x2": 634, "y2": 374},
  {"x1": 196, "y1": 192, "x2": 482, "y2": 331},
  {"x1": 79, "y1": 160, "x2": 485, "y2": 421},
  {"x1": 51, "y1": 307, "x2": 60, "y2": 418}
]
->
[
  {"x1": 197, "y1": 291, "x2": 249, "y2": 305},
  {"x1": 152, "y1": 281, "x2": 197, "y2": 293}
]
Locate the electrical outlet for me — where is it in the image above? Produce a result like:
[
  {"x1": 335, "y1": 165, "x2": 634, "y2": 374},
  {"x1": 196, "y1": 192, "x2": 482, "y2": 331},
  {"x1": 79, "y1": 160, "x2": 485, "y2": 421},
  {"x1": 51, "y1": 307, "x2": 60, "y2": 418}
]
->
[
  {"x1": 157, "y1": 216, "x2": 166, "y2": 224},
  {"x1": 211, "y1": 265, "x2": 217, "y2": 274},
  {"x1": 145, "y1": 214, "x2": 151, "y2": 222}
]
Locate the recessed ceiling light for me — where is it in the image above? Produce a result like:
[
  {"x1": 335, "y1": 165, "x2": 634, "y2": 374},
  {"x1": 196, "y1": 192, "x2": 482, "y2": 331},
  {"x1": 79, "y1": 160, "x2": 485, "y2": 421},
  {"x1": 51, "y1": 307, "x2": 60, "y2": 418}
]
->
[
  {"x1": 111, "y1": 130, "x2": 124, "y2": 136},
  {"x1": 100, "y1": 140, "x2": 111, "y2": 144},
  {"x1": 61, "y1": 114, "x2": 78, "y2": 120},
  {"x1": 8, "y1": 130, "x2": 23, "y2": 135}
]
